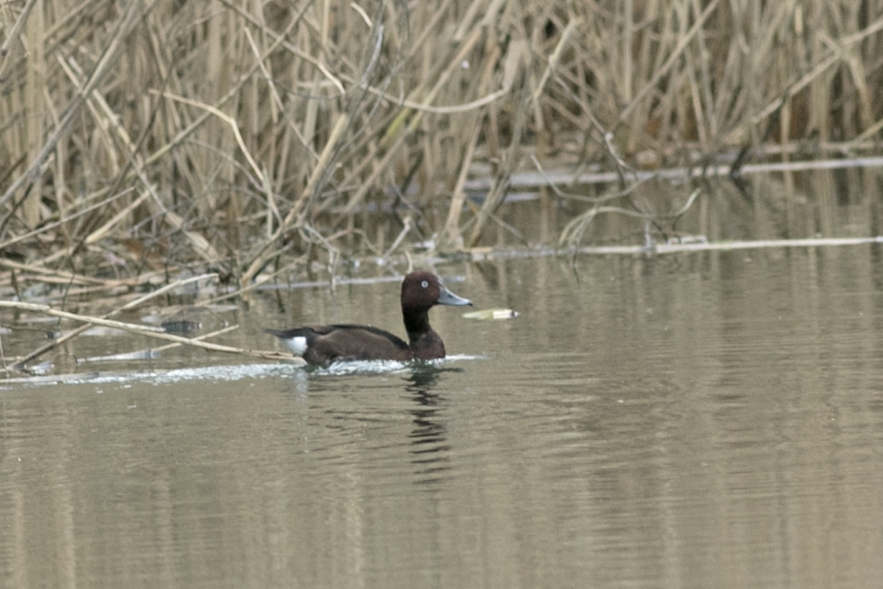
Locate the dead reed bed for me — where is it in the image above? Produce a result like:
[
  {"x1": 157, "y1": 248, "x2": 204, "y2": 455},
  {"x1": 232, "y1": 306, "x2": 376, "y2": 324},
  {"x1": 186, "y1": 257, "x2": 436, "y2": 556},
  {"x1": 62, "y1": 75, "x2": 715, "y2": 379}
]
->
[{"x1": 2, "y1": 0, "x2": 883, "y2": 290}]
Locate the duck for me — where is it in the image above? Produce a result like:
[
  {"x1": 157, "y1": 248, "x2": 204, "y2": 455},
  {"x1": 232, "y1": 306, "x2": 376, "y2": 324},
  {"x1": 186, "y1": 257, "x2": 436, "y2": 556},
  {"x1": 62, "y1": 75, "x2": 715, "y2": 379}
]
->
[{"x1": 265, "y1": 271, "x2": 472, "y2": 367}]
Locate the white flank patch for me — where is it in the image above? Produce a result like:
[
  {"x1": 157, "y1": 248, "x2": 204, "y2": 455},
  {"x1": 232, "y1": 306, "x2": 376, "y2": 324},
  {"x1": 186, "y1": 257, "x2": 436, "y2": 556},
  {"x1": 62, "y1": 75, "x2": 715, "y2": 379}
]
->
[{"x1": 283, "y1": 336, "x2": 308, "y2": 356}]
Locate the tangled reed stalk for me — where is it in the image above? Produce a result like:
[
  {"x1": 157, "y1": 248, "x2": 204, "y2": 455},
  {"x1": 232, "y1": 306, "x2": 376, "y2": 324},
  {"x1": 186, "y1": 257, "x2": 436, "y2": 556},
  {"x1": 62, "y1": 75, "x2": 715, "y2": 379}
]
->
[{"x1": 1, "y1": 0, "x2": 883, "y2": 285}]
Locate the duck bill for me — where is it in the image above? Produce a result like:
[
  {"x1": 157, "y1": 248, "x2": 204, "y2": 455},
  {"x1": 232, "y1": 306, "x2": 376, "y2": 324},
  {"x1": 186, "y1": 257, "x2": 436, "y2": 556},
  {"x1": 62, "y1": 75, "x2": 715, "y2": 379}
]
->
[{"x1": 437, "y1": 284, "x2": 473, "y2": 307}]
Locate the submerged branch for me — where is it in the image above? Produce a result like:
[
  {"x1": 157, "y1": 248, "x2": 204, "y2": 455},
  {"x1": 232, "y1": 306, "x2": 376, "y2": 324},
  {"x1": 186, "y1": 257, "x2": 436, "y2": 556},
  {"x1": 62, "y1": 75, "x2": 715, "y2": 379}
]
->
[
  {"x1": 9, "y1": 274, "x2": 218, "y2": 369},
  {"x1": 0, "y1": 300, "x2": 290, "y2": 368}
]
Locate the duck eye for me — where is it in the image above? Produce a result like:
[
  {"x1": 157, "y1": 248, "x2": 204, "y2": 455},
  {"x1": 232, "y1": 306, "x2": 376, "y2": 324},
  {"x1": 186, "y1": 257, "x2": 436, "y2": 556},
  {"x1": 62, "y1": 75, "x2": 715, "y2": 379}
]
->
[{"x1": 421, "y1": 280, "x2": 429, "y2": 288}]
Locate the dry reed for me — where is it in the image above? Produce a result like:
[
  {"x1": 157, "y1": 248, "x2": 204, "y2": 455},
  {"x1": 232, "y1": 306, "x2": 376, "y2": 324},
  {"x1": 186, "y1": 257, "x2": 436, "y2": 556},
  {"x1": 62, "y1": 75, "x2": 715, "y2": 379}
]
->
[{"x1": 1, "y1": 0, "x2": 883, "y2": 285}]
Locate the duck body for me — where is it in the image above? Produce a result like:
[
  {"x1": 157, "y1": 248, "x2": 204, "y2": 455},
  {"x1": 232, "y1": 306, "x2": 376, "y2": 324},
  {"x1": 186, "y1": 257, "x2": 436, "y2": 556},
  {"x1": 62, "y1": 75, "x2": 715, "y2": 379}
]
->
[{"x1": 266, "y1": 271, "x2": 472, "y2": 367}]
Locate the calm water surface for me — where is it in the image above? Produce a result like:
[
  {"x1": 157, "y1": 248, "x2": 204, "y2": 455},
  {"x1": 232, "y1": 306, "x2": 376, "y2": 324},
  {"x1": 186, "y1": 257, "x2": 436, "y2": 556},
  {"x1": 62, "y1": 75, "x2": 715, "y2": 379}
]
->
[{"x1": 3, "y1": 248, "x2": 883, "y2": 588}]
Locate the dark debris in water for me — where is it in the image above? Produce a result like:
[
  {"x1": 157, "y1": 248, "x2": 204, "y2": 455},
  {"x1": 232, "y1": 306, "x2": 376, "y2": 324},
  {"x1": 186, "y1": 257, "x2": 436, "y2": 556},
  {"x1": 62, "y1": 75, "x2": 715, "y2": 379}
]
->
[{"x1": 161, "y1": 320, "x2": 201, "y2": 334}]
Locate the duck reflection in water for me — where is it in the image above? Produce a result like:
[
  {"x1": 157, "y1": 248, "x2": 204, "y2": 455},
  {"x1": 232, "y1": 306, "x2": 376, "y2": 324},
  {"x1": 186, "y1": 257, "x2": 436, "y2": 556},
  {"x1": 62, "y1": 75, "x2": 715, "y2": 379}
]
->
[{"x1": 405, "y1": 366, "x2": 459, "y2": 484}]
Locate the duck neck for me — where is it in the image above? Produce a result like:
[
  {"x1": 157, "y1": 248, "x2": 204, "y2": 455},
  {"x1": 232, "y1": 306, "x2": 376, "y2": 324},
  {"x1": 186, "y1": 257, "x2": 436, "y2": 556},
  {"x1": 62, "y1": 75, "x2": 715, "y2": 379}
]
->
[{"x1": 402, "y1": 307, "x2": 433, "y2": 344}]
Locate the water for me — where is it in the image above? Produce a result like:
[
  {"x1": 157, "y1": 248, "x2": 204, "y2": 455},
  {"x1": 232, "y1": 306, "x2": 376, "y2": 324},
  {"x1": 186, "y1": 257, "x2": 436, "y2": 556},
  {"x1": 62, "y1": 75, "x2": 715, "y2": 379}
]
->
[{"x1": 3, "y1": 247, "x2": 883, "y2": 588}]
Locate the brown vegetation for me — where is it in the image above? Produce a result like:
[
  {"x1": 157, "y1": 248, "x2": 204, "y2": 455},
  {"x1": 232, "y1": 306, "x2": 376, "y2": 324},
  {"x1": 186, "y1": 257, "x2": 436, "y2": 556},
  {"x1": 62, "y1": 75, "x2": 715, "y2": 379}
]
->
[{"x1": 2, "y1": 0, "x2": 883, "y2": 287}]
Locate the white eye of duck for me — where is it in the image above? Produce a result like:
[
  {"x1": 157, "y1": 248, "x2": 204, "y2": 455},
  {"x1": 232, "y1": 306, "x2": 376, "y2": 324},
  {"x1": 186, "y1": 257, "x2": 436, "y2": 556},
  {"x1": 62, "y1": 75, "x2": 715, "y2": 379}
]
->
[{"x1": 421, "y1": 280, "x2": 429, "y2": 288}]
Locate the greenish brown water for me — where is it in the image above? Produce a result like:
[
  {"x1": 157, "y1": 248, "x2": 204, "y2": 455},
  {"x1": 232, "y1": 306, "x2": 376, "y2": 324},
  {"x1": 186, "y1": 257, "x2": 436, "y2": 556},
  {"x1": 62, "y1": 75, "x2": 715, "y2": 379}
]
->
[{"x1": 3, "y1": 245, "x2": 883, "y2": 588}]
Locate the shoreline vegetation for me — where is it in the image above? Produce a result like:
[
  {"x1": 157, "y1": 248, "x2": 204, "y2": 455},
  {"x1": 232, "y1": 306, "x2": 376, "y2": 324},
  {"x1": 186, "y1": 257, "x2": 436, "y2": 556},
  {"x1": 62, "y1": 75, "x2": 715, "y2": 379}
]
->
[
  {"x1": 2, "y1": 0, "x2": 883, "y2": 281},
  {"x1": 2, "y1": 0, "x2": 883, "y2": 371}
]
